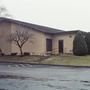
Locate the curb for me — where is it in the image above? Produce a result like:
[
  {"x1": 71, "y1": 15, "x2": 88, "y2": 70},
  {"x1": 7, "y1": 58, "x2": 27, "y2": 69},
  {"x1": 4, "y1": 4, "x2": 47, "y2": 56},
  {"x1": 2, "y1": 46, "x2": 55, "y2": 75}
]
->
[{"x1": 0, "y1": 61, "x2": 90, "y2": 68}]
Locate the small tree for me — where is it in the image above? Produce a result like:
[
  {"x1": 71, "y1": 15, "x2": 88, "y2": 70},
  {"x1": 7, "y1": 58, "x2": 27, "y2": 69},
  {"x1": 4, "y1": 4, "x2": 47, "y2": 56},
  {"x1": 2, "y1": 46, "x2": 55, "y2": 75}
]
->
[
  {"x1": 85, "y1": 32, "x2": 90, "y2": 54},
  {"x1": 73, "y1": 31, "x2": 88, "y2": 56},
  {"x1": 8, "y1": 30, "x2": 33, "y2": 56}
]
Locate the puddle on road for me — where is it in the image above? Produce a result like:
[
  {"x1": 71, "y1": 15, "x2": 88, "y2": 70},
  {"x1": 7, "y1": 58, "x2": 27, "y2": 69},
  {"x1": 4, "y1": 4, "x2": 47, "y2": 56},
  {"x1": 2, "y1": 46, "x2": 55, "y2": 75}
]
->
[
  {"x1": 42, "y1": 83, "x2": 68, "y2": 90},
  {"x1": 0, "y1": 75, "x2": 29, "y2": 80}
]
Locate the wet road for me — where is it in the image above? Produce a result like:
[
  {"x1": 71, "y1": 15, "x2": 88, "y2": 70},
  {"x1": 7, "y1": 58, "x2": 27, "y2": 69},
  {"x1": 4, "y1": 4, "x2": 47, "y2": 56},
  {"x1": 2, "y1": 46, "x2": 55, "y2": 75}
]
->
[{"x1": 0, "y1": 63, "x2": 90, "y2": 90}]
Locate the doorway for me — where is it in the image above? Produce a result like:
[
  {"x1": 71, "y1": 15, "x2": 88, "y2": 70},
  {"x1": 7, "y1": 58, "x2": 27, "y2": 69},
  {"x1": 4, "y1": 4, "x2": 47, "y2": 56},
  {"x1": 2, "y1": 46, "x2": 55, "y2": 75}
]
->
[{"x1": 58, "y1": 40, "x2": 63, "y2": 53}]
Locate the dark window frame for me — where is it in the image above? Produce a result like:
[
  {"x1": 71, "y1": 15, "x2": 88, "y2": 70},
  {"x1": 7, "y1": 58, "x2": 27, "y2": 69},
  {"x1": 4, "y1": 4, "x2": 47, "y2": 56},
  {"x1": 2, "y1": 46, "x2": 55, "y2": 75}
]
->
[{"x1": 46, "y1": 39, "x2": 52, "y2": 51}]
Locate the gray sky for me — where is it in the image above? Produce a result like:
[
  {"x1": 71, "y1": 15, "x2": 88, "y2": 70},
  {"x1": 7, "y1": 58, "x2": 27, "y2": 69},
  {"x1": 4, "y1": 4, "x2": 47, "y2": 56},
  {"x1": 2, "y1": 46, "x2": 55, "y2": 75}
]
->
[{"x1": 1, "y1": 0, "x2": 90, "y2": 32}]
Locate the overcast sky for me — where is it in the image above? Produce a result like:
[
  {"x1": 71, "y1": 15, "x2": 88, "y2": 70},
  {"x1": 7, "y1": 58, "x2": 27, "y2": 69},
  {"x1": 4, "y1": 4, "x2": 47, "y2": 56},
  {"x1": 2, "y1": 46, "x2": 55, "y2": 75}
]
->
[{"x1": 1, "y1": 0, "x2": 90, "y2": 32}]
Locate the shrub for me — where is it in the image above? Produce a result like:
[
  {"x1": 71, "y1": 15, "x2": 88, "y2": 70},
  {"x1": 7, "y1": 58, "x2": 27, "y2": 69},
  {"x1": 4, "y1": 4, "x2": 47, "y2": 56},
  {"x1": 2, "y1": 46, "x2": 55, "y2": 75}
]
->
[
  {"x1": 1, "y1": 53, "x2": 5, "y2": 56},
  {"x1": 11, "y1": 53, "x2": 17, "y2": 56},
  {"x1": 85, "y1": 32, "x2": 90, "y2": 54},
  {"x1": 24, "y1": 52, "x2": 30, "y2": 56},
  {"x1": 0, "y1": 53, "x2": 5, "y2": 56},
  {"x1": 73, "y1": 31, "x2": 88, "y2": 56}
]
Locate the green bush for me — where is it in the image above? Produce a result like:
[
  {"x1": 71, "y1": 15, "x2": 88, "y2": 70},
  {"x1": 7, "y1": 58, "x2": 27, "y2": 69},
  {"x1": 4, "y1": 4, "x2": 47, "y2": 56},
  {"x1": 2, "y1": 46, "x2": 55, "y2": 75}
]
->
[
  {"x1": 85, "y1": 32, "x2": 90, "y2": 54},
  {"x1": 73, "y1": 31, "x2": 88, "y2": 56}
]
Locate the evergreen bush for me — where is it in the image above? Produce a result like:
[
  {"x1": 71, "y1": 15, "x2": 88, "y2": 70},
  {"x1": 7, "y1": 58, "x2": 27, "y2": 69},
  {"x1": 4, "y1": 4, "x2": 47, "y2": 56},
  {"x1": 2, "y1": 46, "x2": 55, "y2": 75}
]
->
[
  {"x1": 85, "y1": 32, "x2": 90, "y2": 54},
  {"x1": 73, "y1": 31, "x2": 88, "y2": 56}
]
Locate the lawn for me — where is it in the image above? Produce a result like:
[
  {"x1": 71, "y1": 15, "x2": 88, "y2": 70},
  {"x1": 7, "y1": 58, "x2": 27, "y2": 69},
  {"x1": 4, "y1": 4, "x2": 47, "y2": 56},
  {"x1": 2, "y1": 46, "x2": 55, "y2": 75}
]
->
[
  {"x1": 0, "y1": 55, "x2": 90, "y2": 66},
  {"x1": 0, "y1": 55, "x2": 46, "y2": 63},
  {"x1": 41, "y1": 55, "x2": 90, "y2": 66}
]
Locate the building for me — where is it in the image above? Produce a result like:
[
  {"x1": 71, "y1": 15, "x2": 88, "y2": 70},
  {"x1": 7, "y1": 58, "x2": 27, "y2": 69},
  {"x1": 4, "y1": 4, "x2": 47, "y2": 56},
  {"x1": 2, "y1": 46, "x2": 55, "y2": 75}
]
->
[{"x1": 0, "y1": 17, "x2": 79, "y2": 55}]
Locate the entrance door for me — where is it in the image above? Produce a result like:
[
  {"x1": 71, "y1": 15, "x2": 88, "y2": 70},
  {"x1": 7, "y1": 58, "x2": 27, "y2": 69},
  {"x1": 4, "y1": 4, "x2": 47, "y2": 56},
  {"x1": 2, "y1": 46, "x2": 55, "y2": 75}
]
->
[{"x1": 59, "y1": 40, "x2": 63, "y2": 53}]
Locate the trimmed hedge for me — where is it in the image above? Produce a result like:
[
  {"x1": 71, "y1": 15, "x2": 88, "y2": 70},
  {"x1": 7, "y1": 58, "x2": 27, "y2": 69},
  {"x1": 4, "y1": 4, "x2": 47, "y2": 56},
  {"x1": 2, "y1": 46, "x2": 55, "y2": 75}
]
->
[
  {"x1": 24, "y1": 52, "x2": 30, "y2": 56},
  {"x1": 11, "y1": 53, "x2": 17, "y2": 56}
]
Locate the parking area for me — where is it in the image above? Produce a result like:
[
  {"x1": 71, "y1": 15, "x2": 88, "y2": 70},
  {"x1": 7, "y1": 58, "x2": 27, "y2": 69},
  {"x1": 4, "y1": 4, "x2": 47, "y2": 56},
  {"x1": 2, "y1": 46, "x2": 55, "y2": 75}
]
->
[{"x1": 0, "y1": 64, "x2": 90, "y2": 90}]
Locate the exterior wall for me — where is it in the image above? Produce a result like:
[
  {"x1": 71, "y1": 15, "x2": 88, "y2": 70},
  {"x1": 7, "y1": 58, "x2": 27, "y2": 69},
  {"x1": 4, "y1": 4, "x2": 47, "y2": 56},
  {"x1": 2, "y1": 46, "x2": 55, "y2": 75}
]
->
[
  {"x1": 0, "y1": 21, "x2": 76, "y2": 55},
  {"x1": 11, "y1": 23, "x2": 53, "y2": 55},
  {"x1": 0, "y1": 22, "x2": 11, "y2": 55},
  {"x1": 52, "y1": 33, "x2": 75, "y2": 54}
]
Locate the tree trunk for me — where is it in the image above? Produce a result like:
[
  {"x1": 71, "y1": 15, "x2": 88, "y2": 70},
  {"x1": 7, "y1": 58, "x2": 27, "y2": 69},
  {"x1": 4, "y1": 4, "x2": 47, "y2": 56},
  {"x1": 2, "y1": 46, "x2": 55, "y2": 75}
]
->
[{"x1": 19, "y1": 47, "x2": 23, "y2": 56}]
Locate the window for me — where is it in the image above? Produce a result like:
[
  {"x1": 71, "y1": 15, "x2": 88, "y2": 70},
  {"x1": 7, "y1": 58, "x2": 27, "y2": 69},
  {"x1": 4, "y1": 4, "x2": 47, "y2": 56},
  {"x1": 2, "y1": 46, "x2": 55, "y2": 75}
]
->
[{"x1": 46, "y1": 39, "x2": 52, "y2": 51}]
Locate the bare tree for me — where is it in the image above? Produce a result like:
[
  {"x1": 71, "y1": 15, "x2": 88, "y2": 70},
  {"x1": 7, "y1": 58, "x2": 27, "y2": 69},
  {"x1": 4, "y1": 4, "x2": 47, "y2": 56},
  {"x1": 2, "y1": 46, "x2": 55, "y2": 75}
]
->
[
  {"x1": 8, "y1": 30, "x2": 33, "y2": 56},
  {"x1": 0, "y1": 5, "x2": 11, "y2": 17}
]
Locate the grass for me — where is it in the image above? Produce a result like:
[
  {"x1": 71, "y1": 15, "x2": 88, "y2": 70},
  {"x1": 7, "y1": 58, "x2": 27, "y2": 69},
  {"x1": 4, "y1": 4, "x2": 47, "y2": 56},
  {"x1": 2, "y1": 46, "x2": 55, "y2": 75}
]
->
[
  {"x1": 0, "y1": 55, "x2": 90, "y2": 66},
  {"x1": 0, "y1": 55, "x2": 45, "y2": 63},
  {"x1": 41, "y1": 55, "x2": 90, "y2": 66}
]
